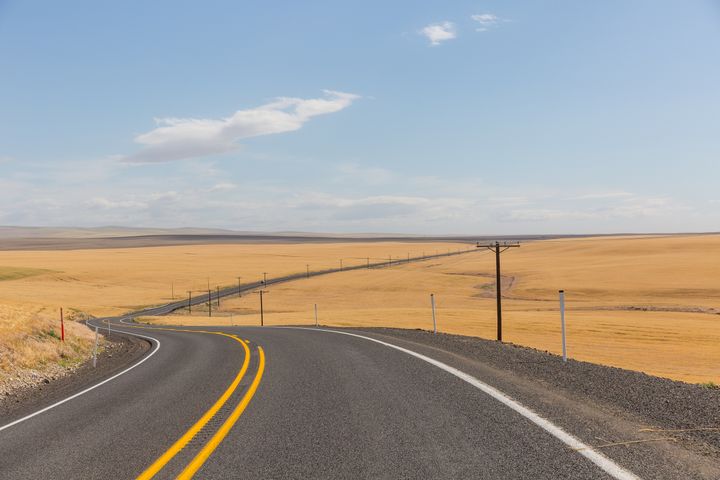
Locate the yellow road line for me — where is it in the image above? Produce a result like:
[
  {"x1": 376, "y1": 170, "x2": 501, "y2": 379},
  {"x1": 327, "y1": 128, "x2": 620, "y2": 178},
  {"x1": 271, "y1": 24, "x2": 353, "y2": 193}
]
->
[
  {"x1": 177, "y1": 347, "x2": 266, "y2": 479},
  {"x1": 135, "y1": 330, "x2": 250, "y2": 480}
]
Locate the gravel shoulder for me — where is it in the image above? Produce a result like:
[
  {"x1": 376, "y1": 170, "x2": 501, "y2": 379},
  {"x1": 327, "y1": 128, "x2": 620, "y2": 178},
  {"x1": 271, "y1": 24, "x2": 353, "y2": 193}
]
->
[
  {"x1": 0, "y1": 332, "x2": 150, "y2": 422},
  {"x1": 340, "y1": 326, "x2": 720, "y2": 478}
]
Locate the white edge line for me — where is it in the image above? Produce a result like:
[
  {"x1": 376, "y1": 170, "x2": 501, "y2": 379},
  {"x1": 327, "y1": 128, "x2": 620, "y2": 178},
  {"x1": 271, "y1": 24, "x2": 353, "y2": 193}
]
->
[
  {"x1": 278, "y1": 327, "x2": 641, "y2": 480},
  {"x1": 0, "y1": 320, "x2": 160, "y2": 433}
]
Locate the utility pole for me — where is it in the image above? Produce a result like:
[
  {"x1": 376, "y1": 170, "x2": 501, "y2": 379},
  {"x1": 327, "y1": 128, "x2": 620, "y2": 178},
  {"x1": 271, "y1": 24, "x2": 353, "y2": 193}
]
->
[
  {"x1": 254, "y1": 289, "x2": 268, "y2": 326},
  {"x1": 208, "y1": 289, "x2": 212, "y2": 317},
  {"x1": 407, "y1": 252, "x2": 410, "y2": 263},
  {"x1": 216, "y1": 286, "x2": 220, "y2": 307},
  {"x1": 188, "y1": 291, "x2": 192, "y2": 313},
  {"x1": 388, "y1": 255, "x2": 392, "y2": 267},
  {"x1": 238, "y1": 277, "x2": 242, "y2": 297},
  {"x1": 306, "y1": 264, "x2": 310, "y2": 278},
  {"x1": 477, "y1": 241, "x2": 520, "y2": 342},
  {"x1": 262, "y1": 272, "x2": 267, "y2": 286}
]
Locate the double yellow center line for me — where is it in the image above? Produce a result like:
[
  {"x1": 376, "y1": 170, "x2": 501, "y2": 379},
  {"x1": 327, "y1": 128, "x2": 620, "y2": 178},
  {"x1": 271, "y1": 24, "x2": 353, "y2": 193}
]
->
[{"x1": 114, "y1": 322, "x2": 265, "y2": 479}]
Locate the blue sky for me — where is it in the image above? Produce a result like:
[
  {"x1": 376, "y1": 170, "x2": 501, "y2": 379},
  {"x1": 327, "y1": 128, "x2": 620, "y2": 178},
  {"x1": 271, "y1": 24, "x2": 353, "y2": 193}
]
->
[{"x1": 1, "y1": 1, "x2": 719, "y2": 234}]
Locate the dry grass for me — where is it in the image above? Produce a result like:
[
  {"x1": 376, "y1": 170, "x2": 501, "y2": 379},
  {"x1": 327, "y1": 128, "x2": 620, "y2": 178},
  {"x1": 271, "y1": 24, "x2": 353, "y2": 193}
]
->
[
  {"x1": 0, "y1": 303, "x2": 96, "y2": 383},
  {"x1": 144, "y1": 235, "x2": 720, "y2": 384},
  {"x1": 0, "y1": 242, "x2": 469, "y2": 317},
  {"x1": 0, "y1": 241, "x2": 467, "y2": 384},
  {"x1": 3, "y1": 236, "x2": 719, "y2": 384}
]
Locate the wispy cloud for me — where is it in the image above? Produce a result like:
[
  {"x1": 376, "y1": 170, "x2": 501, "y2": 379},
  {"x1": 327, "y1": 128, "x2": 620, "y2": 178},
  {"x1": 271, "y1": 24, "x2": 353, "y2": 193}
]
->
[
  {"x1": 420, "y1": 22, "x2": 456, "y2": 46},
  {"x1": 208, "y1": 182, "x2": 237, "y2": 192},
  {"x1": 471, "y1": 13, "x2": 500, "y2": 32},
  {"x1": 569, "y1": 192, "x2": 633, "y2": 200},
  {"x1": 334, "y1": 163, "x2": 394, "y2": 185},
  {"x1": 117, "y1": 90, "x2": 360, "y2": 163}
]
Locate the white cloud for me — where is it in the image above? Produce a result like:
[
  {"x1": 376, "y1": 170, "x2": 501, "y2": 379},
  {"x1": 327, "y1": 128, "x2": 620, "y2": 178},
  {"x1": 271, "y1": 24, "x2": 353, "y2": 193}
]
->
[
  {"x1": 569, "y1": 192, "x2": 633, "y2": 200},
  {"x1": 209, "y1": 182, "x2": 237, "y2": 192},
  {"x1": 335, "y1": 163, "x2": 394, "y2": 185},
  {"x1": 503, "y1": 196, "x2": 681, "y2": 223},
  {"x1": 420, "y1": 22, "x2": 456, "y2": 46},
  {"x1": 86, "y1": 197, "x2": 148, "y2": 210},
  {"x1": 118, "y1": 90, "x2": 360, "y2": 163},
  {"x1": 471, "y1": 13, "x2": 501, "y2": 32}
]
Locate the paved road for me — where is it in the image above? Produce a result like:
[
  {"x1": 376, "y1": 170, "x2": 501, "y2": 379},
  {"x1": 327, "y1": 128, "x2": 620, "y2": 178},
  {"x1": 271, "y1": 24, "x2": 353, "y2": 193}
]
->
[{"x1": 0, "y1": 318, "x2": 657, "y2": 480}]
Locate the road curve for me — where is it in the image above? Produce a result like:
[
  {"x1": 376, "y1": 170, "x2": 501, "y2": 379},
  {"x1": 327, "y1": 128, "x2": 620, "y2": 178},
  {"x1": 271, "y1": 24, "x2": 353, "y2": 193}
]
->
[{"x1": 0, "y1": 319, "x2": 662, "y2": 479}]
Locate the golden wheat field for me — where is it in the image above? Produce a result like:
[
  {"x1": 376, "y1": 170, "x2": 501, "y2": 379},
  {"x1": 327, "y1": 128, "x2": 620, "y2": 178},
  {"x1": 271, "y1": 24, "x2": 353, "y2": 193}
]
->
[
  {"x1": 143, "y1": 235, "x2": 720, "y2": 384},
  {"x1": 2, "y1": 235, "x2": 719, "y2": 383},
  {"x1": 0, "y1": 241, "x2": 467, "y2": 377}
]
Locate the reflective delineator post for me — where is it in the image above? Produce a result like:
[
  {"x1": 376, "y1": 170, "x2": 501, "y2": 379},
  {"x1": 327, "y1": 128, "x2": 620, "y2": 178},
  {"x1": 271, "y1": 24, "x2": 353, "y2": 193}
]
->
[
  {"x1": 93, "y1": 326, "x2": 99, "y2": 368},
  {"x1": 559, "y1": 290, "x2": 567, "y2": 362},
  {"x1": 60, "y1": 307, "x2": 65, "y2": 342},
  {"x1": 314, "y1": 304, "x2": 318, "y2": 327},
  {"x1": 431, "y1": 293, "x2": 437, "y2": 334}
]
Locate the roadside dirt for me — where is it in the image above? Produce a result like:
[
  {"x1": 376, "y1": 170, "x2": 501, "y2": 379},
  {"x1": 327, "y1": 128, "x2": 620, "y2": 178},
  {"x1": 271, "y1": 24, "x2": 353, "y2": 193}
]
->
[{"x1": 0, "y1": 332, "x2": 150, "y2": 421}]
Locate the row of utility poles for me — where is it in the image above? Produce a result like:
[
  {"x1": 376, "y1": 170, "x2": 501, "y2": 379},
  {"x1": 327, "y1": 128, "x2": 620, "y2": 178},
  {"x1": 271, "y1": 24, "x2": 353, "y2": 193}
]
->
[
  {"x1": 64, "y1": 242, "x2": 576, "y2": 364},
  {"x1": 167, "y1": 244, "x2": 482, "y2": 329},
  {"x1": 173, "y1": 246, "x2": 476, "y2": 320}
]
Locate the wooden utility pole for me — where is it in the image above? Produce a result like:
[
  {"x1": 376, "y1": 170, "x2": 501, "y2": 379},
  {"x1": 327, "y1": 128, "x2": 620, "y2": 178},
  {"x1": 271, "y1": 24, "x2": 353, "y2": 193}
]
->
[
  {"x1": 187, "y1": 291, "x2": 192, "y2": 313},
  {"x1": 477, "y1": 241, "x2": 520, "y2": 342},
  {"x1": 254, "y1": 290, "x2": 268, "y2": 326}
]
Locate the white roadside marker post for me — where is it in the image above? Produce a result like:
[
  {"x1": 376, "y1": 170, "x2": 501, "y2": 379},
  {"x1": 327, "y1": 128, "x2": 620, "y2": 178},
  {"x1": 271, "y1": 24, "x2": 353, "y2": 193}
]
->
[
  {"x1": 431, "y1": 293, "x2": 437, "y2": 334},
  {"x1": 93, "y1": 326, "x2": 99, "y2": 368},
  {"x1": 314, "y1": 304, "x2": 318, "y2": 327},
  {"x1": 559, "y1": 290, "x2": 567, "y2": 362}
]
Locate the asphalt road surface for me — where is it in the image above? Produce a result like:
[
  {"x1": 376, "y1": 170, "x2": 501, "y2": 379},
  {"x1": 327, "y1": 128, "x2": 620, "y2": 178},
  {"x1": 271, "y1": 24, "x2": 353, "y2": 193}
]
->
[{"x1": 2, "y1": 317, "x2": 681, "y2": 480}]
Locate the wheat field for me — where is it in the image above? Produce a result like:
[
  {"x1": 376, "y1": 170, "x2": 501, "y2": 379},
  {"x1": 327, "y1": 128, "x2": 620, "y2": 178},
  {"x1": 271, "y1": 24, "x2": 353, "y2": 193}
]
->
[
  {"x1": 0, "y1": 241, "x2": 467, "y2": 378},
  {"x1": 2, "y1": 235, "x2": 719, "y2": 384},
  {"x1": 144, "y1": 235, "x2": 720, "y2": 384}
]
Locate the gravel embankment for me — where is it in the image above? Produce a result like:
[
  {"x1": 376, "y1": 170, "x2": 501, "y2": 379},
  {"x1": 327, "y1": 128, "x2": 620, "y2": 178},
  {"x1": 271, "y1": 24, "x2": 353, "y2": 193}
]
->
[
  {"x1": 351, "y1": 327, "x2": 720, "y2": 458},
  {"x1": 0, "y1": 332, "x2": 150, "y2": 421}
]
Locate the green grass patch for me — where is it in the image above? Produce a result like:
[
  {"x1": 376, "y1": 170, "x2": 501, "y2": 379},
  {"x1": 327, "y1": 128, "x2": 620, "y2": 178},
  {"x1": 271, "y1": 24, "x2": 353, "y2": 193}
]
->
[
  {"x1": 700, "y1": 381, "x2": 719, "y2": 389},
  {"x1": 45, "y1": 329, "x2": 61, "y2": 340},
  {"x1": 0, "y1": 266, "x2": 54, "y2": 281}
]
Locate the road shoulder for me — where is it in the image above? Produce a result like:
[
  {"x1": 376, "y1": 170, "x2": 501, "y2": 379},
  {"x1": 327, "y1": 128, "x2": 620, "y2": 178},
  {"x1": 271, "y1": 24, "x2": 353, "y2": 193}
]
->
[
  {"x1": 0, "y1": 332, "x2": 150, "y2": 422},
  {"x1": 336, "y1": 326, "x2": 720, "y2": 479}
]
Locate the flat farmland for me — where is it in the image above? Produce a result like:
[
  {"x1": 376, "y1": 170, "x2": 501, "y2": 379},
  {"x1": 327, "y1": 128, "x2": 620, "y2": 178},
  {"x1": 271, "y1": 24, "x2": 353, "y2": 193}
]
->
[
  {"x1": 0, "y1": 240, "x2": 468, "y2": 382},
  {"x1": 147, "y1": 234, "x2": 720, "y2": 384},
  {"x1": 0, "y1": 241, "x2": 469, "y2": 317}
]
